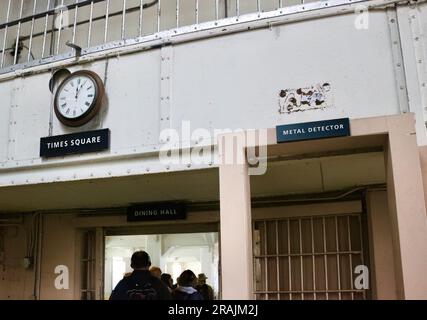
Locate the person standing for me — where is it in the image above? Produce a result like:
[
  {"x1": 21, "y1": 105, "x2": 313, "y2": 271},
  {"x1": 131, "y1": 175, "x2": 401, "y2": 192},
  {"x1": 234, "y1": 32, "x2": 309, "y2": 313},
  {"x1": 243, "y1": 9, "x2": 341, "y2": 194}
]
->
[
  {"x1": 172, "y1": 270, "x2": 204, "y2": 300},
  {"x1": 161, "y1": 273, "x2": 174, "y2": 293},
  {"x1": 149, "y1": 266, "x2": 162, "y2": 279},
  {"x1": 196, "y1": 273, "x2": 215, "y2": 300},
  {"x1": 110, "y1": 251, "x2": 171, "y2": 300}
]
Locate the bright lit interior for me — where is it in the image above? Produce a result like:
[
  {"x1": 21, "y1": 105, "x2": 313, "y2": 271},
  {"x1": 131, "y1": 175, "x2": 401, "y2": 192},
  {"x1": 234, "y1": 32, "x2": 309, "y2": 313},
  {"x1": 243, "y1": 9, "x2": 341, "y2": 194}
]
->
[{"x1": 104, "y1": 232, "x2": 219, "y2": 299}]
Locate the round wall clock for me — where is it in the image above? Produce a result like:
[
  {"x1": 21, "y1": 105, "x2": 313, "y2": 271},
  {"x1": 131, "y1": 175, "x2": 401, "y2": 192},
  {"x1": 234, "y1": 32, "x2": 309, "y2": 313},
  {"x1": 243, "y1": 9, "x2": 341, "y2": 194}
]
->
[{"x1": 54, "y1": 70, "x2": 105, "y2": 127}]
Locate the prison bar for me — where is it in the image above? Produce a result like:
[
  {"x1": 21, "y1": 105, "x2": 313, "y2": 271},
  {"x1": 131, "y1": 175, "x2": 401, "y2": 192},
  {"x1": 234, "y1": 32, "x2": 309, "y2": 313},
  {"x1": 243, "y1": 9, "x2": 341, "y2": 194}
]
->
[{"x1": 253, "y1": 214, "x2": 366, "y2": 300}]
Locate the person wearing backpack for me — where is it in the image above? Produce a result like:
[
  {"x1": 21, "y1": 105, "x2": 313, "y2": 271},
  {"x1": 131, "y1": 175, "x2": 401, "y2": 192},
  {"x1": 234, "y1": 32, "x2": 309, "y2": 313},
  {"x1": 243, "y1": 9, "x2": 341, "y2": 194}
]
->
[
  {"x1": 109, "y1": 251, "x2": 171, "y2": 300},
  {"x1": 172, "y1": 270, "x2": 204, "y2": 300}
]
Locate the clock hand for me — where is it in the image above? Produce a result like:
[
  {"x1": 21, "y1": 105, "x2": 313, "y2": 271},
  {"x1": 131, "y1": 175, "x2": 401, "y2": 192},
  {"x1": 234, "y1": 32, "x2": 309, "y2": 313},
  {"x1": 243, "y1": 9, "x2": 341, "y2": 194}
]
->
[
  {"x1": 72, "y1": 81, "x2": 79, "y2": 99},
  {"x1": 76, "y1": 81, "x2": 87, "y2": 98}
]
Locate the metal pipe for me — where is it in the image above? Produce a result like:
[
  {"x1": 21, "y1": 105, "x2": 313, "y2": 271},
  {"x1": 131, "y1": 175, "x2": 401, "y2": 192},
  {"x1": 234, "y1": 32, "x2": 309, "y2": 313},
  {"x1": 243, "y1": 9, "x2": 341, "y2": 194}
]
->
[
  {"x1": 56, "y1": 0, "x2": 66, "y2": 55},
  {"x1": 157, "y1": 0, "x2": 161, "y2": 33},
  {"x1": 196, "y1": 0, "x2": 199, "y2": 24},
  {"x1": 34, "y1": 214, "x2": 44, "y2": 300},
  {"x1": 28, "y1": 0, "x2": 38, "y2": 62},
  {"x1": 322, "y1": 217, "x2": 329, "y2": 300},
  {"x1": 335, "y1": 216, "x2": 342, "y2": 299},
  {"x1": 0, "y1": 0, "x2": 12, "y2": 68},
  {"x1": 275, "y1": 220, "x2": 280, "y2": 300},
  {"x1": 139, "y1": 0, "x2": 144, "y2": 37},
  {"x1": 299, "y1": 219, "x2": 304, "y2": 300},
  {"x1": 176, "y1": 0, "x2": 180, "y2": 28},
  {"x1": 121, "y1": 0, "x2": 127, "y2": 40},
  {"x1": 254, "y1": 250, "x2": 364, "y2": 258},
  {"x1": 347, "y1": 216, "x2": 355, "y2": 300},
  {"x1": 13, "y1": 0, "x2": 25, "y2": 65},
  {"x1": 87, "y1": 1, "x2": 95, "y2": 48},
  {"x1": 104, "y1": 0, "x2": 110, "y2": 43},
  {"x1": 86, "y1": 232, "x2": 91, "y2": 299},
  {"x1": 72, "y1": 0, "x2": 79, "y2": 47},
  {"x1": 311, "y1": 218, "x2": 317, "y2": 300},
  {"x1": 263, "y1": 221, "x2": 268, "y2": 300},
  {"x1": 358, "y1": 215, "x2": 366, "y2": 299},
  {"x1": 287, "y1": 219, "x2": 292, "y2": 300},
  {"x1": 41, "y1": 0, "x2": 51, "y2": 58},
  {"x1": 254, "y1": 289, "x2": 363, "y2": 294}
]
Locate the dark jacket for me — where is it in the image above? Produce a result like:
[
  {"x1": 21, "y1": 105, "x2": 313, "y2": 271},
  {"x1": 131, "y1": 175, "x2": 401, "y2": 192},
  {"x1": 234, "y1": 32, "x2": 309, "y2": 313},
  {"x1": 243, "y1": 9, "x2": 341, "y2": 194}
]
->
[
  {"x1": 172, "y1": 288, "x2": 204, "y2": 301},
  {"x1": 109, "y1": 270, "x2": 171, "y2": 300},
  {"x1": 196, "y1": 284, "x2": 214, "y2": 300}
]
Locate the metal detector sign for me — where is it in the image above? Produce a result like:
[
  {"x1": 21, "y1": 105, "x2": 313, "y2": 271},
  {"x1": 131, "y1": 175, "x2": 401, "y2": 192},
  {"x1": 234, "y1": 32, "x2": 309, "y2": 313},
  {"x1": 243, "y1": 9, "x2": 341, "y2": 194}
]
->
[
  {"x1": 40, "y1": 128, "x2": 110, "y2": 158},
  {"x1": 276, "y1": 118, "x2": 350, "y2": 143},
  {"x1": 127, "y1": 203, "x2": 187, "y2": 222}
]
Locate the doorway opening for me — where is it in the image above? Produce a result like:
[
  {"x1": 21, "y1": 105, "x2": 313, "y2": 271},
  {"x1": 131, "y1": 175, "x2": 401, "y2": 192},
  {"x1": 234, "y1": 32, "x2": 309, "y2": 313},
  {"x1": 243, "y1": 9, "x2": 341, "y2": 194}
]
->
[{"x1": 104, "y1": 232, "x2": 220, "y2": 299}]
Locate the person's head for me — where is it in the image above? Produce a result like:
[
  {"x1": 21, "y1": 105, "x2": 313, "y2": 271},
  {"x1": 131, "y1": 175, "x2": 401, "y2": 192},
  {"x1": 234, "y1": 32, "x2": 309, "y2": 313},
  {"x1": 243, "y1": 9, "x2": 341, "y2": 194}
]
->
[
  {"x1": 177, "y1": 270, "x2": 197, "y2": 288},
  {"x1": 197, "y1": 273, "x2": 208, "y2": 285},
  {"x1": 149, "y1": 266, "x2": 162, "y2": 278},
  {"x1": 161, "y1": 273, "x2": 173, "y2": 288},
  {"x1": 130, "y1": 251, "x2": 151, "y2": 270}
]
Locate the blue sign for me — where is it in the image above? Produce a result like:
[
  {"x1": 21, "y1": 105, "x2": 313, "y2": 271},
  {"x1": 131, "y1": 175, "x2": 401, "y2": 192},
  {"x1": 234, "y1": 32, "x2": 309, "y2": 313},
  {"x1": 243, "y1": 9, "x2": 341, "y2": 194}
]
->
[{"x1": 276, "y1": 118, "x2": 350, "y2": 143}]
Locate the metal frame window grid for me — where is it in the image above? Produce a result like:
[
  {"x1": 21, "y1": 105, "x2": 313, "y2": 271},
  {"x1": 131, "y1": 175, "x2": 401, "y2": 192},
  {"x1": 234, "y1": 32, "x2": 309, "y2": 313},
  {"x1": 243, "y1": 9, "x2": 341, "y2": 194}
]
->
[
  {"x1": 253, "y1": 213, "x2": 369, "y2": 300},
  {"x1": 0, "y1": 0, "x2": 370, "y2": 76}
]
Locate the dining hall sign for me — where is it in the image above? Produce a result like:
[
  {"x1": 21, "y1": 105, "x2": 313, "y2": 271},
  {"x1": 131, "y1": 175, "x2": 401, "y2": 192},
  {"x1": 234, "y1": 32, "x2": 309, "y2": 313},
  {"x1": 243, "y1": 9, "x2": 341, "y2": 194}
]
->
[{"x1": 127, "y1": 203, "x2": 187, "y2": 222}]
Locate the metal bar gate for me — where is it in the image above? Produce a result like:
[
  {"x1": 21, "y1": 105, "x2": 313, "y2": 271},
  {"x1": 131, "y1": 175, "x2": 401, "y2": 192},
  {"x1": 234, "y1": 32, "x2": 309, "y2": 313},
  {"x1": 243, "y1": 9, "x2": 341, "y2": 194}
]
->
[{"x1": 253, "y1": 213, "x2": 369, "y2": 300}]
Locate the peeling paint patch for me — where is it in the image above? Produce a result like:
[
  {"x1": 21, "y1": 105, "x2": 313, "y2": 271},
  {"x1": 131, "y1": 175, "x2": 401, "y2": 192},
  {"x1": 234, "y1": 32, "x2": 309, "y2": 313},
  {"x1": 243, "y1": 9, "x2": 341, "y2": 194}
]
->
[{"x1": 278, "y1": 83, "x2": 333, "y2": 114}]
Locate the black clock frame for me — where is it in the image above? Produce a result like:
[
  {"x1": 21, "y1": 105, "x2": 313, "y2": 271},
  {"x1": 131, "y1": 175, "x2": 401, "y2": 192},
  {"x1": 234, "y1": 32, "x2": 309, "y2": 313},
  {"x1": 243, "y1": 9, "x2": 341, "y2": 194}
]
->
[{"x1": 54, "y1": 70, "x2": 105, "y2": 127}]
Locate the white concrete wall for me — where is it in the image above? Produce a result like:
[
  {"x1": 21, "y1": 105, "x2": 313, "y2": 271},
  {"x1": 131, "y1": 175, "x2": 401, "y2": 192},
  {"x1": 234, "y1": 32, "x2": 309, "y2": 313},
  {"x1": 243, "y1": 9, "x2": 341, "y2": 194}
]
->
[{"x1": 0, "y1": 6, "x2": 413, "y2": 187}]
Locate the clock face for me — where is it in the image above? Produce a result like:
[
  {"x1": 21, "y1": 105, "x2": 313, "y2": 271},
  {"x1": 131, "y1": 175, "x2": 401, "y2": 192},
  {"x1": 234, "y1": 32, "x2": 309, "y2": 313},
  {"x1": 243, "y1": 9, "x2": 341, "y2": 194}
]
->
[
  {"x1": 54, "y1": 70, "x2": 104, "y2": 127},
  {"x1": 56, "y1": 74, "x2": 97, "y2": 119}
]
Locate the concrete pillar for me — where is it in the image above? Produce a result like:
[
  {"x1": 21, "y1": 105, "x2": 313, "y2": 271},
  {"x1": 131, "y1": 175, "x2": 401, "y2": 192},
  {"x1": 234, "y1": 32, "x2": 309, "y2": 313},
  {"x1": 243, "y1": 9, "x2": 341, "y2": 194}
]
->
[
  {"x1": 418, "y1": 146, "x2": 427, "y2": 211},
  {"x1": 219, "y1": 132, "x2": 253, "y2": 300},
  {"x1": 386, "y1": 116, "x2": 427, "y2": 299},
  {"x1": 366, "y1": 190, "x2": 397, "y2": 299}
]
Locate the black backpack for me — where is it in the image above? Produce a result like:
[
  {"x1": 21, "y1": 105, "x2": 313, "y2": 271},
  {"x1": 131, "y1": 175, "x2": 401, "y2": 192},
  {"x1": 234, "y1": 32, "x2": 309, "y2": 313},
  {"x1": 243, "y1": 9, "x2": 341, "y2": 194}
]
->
[{"x1": 126, "y1": 281, "x2": 159, "y2": 300}]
